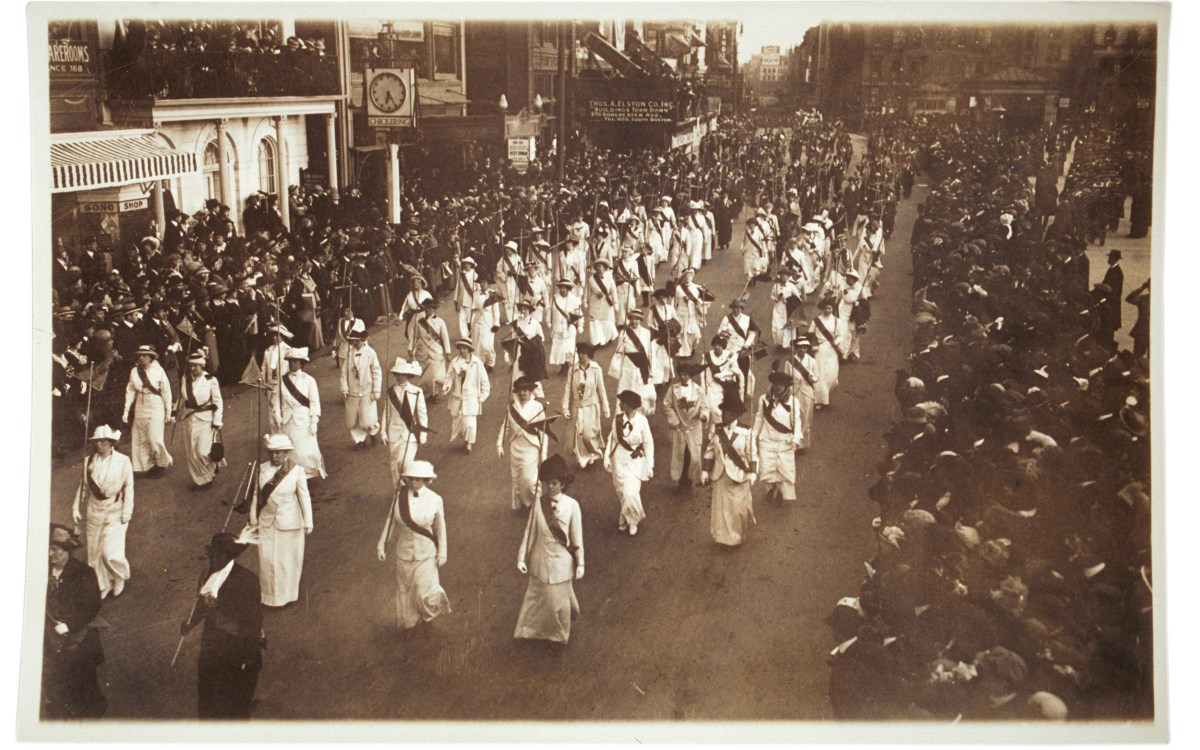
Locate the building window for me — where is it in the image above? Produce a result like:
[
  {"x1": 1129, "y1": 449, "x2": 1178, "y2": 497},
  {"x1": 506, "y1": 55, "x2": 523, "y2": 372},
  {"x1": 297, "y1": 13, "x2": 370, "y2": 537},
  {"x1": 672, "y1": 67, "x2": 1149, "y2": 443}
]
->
[
  {"x1": 203, "y1": 140, "x2": 221, "y2": 204},
  {"x1": 431, "y1": 22, "x2": 459, "y2": 79},
  {"x1": 258, "y1": 138, "x2": 277, "y2": 195}
]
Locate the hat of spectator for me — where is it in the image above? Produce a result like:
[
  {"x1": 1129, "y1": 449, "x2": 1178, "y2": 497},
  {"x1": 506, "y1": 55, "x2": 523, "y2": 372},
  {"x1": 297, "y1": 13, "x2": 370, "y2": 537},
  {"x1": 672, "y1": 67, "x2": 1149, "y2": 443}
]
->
[
  {"x1": 284, "y1": 347, "x2": 310, "y2": 362},
  {"x1": 513, "y1": 376, "x2": 539, "y2": 393},
  {"x1": 312, "y1": 38, "x2": 326, "y2": 51},
  {"x1": 1027, "y1": 691, "x2": 1068, "y2": 720},
  {"x1": 89, "y1": 424, "x2": 122, "y2": 442},
  {"x1": 390, "y1": 357, "x2": 422, "y2": 377},
  {"x1": 263, "y1": 433, "x2": 294, "y2": 452},
  {"x1": 50, "y1": 523, "x2": 81, "y2": 551},
  {"x1": 135, "y1": 345, "x2": 157, "y2": 359}
]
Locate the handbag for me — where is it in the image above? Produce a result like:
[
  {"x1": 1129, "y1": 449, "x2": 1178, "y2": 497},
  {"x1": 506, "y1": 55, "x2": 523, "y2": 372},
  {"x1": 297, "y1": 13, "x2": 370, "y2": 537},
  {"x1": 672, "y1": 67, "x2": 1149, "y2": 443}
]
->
[{"x1": 209, "y1": 427, "x2": 225, "y2": 462}]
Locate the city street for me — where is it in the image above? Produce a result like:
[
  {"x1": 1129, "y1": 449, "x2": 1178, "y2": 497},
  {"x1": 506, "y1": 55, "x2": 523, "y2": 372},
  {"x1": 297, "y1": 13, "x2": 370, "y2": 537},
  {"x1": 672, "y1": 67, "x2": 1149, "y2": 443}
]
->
[{"x1": 46, "y1": 137, "x2": 923, "y2": 722}]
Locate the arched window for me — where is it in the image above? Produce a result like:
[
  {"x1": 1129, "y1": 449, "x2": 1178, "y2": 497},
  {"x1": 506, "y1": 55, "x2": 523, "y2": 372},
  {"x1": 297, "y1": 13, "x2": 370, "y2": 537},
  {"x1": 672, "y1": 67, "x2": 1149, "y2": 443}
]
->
[
  {"x1": 258, "y1": 138, "x2": 277, "y2": 195},
  {"x1": 202, "y1": 140, "x2": 221, "y2": 204}
]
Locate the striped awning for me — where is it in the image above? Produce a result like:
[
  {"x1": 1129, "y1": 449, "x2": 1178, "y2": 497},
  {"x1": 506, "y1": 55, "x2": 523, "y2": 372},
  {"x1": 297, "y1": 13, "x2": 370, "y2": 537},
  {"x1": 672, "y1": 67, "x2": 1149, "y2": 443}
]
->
[{"x1": 51, "y1": 133, "x2": 198, "y2": 193}]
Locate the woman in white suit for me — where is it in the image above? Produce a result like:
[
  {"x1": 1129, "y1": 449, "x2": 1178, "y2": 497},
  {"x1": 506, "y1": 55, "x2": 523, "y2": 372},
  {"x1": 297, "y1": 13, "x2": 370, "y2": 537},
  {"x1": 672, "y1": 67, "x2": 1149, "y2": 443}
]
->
[
  {"x1": 250, "y1": 433, "x2": 314, "y2": 607},
  {"x1": 447, "y1": 339, "x2": 490, "y2": 454},
  {"x1": 377, "y1": 460, "x2": 450, "y2": 631},
  {"x1": 514, "y1": 454, "x2": 584, "y2": 644},
  {"x1": 807, "y1": 297, "x2": 848, "y2": 409}
]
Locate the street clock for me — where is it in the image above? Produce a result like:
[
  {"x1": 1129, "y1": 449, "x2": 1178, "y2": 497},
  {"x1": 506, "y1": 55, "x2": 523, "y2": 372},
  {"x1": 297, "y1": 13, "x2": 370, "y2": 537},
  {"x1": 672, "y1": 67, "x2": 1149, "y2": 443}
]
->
[
  {"x1": 365, "y1": 68, "x2": 415, "y2": 127},
  {"x1": 369, "y1": 70, "x2": 407, "y2": 113}
]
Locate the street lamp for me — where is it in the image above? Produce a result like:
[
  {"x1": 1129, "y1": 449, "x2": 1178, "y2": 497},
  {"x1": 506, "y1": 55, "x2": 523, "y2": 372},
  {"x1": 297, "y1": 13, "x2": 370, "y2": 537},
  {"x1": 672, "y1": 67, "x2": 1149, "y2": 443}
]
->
[
  {"x1": 498, "y1": 94, "x2": 508, "y2": 113},
  {"x1": 533, "y1": 94, "x2": 544, "y2": 112}
]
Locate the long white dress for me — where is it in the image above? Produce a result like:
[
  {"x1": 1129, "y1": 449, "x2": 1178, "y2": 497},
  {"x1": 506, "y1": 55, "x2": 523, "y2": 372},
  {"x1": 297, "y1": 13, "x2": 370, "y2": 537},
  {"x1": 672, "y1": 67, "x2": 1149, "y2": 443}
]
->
[
  {"x1": 275, "y1": 370, "x2": 327, "y2": 478},
  {"x1": 73, "y1": 450, "x2": 135, "y2": 596},
  {"x1": 705, "y1": 423, "x2": 756, "y2": 546},
  {"x1": 808, "y1": 314, "x2": 846, "y2": 406},
  {"x1": 604, "y1": 411, "x2": 654, "y2": 529},
  {"x1": 514, "y1": 493, "x2": 584, "y2": 643},
  {"x1": 499, "y1": 398, "x2": 550, "y2": 509},
  {"x1": 385, "y1": 486, "x2": 450, "y2": 628}
]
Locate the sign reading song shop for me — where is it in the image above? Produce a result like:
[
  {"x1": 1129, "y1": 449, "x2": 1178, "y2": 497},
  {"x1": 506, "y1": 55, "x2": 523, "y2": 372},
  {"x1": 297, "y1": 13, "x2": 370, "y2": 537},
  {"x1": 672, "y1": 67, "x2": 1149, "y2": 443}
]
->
[{"x1": 586, "y1": 98, "x2": 675, "y2": 124}]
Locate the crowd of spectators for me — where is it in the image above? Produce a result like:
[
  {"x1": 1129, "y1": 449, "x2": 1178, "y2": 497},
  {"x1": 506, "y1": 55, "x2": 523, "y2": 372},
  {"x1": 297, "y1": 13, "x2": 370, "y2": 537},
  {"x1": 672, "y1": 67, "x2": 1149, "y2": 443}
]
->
[
  {"x1": 105, "y1": 20, "x2": 337, "y2": 99},
  {"x1": 825, "y1": 119, "x2": 1152, "y2": 721}
]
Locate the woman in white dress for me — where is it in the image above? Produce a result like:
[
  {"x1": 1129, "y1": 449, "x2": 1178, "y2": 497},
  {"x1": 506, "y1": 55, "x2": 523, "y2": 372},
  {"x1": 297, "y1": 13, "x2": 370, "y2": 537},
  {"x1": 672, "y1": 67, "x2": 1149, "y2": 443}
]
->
[
  {"x1": 377, "y1": 460, "x2": 450, "y2": 632},
  {"x1": 250, "y1": 433, "x2": 313, "y2": 607},
  {"x1": 275, "y1": 348, "x2": 327, "y2": 479},
  {"x1": 702, "y1": 398, "x2": 757, "y2": 547},
  {"x1": 807, "y1": 297, "x2": 848, "y2": 409},
  {"x1": 71, "y1": 425, "x2": 134, "y2": 598},
  {"x1": 604, "y1": 390, "x2": 654, "y2": 535},
  {"x1": 585, "y1": 258, "x2": 618, "y2": 346}
]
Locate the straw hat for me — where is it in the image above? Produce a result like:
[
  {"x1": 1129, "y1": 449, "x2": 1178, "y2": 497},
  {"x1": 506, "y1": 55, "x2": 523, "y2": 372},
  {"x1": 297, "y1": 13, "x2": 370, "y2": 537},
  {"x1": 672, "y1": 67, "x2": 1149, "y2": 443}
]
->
[{"x1": 263, "y1": 433, "x2": 294, "y2": 452}]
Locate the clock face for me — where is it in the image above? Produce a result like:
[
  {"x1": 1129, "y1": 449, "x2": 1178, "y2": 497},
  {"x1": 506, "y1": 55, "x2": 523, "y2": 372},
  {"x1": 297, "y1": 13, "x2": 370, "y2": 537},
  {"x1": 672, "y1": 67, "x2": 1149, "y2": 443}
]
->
[{"x1": 369, "y1": 71, "x2": 407, "y2": 114}]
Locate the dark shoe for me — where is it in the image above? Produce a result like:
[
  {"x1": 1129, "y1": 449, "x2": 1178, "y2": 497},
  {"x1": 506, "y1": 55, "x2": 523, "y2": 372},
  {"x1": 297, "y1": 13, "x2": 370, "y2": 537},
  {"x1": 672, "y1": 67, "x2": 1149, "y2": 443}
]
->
[
  {"x1": 353, "y1": 441, "x2": 366, "y2": 451},
  {"x1": 190, "y1": 481, "x2": 214, "y2": 492},
  {"x1": 369, "y1": 434, "x2": 379, "y2": 447},
  {"x1": 145, "y1": 466, "x2": 165, "y2": 479}
]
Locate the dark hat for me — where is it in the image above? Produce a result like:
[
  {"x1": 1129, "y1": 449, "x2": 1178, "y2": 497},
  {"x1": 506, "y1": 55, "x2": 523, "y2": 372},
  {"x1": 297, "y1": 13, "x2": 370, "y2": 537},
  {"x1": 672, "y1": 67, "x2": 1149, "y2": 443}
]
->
[
  {"x1": 729, "y1": 297, "x2": 746, "y2": 308},
  {"x1": 420, "y1": 297, "x2": 438, "y2": 309},
  {"x1": 576, "y1": 342, "x2": 597, "y2": 357},
  {"x1": 50, "y1": 523, "x2": 80, "y2": 551},
  {"x1": 652, "y1": 288, "x2": 673, "y2": 300},
  {"x1": 206, "y1": 532, "x2": 249, "y2": 560},
  {"x1": 539, "y1": 454, "x2": 574, "y2": 487},
  {"x1": 676, "y1": 359, "x2": 702, "y2": 377},
  {"x1": 768, "y1": 371, "x2": 792, "y2": 387},
  {"x1": 1107, "y1": 250, "x2": 1122, "y2": 260},
  {"x1": 819, "y1": 295, "x2": 837, "y2": 309},
  {"x1": 513, "y1": 376, "x2": 539, "y2": 392},
  {"x1": 617, "y1": 389, "x2": 642, "y2": 409},
  {"x1": 720, "y1": 397, "x2": 746, "y2": 421}
]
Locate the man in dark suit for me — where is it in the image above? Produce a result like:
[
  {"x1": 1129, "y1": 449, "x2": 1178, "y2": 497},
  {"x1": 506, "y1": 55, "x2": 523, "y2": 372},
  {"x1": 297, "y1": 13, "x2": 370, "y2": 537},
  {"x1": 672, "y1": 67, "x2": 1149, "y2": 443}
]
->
[
  {"x1": 1101, "y1": 249, "x2": 1125, "y2": 337},
  {"x1": 44, "y1": 525, "x2": 107, "y2": 719},
  {"x1": 180, "y1": 533, "x2": 264, "y2": 719}
]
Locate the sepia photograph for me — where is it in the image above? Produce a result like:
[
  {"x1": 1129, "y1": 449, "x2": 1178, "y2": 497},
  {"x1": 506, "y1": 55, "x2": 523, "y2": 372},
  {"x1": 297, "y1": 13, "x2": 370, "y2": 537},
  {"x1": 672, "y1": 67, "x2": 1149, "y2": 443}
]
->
[{"x1": 21, "y1": 1, "x2": 1172, "y2": 742}]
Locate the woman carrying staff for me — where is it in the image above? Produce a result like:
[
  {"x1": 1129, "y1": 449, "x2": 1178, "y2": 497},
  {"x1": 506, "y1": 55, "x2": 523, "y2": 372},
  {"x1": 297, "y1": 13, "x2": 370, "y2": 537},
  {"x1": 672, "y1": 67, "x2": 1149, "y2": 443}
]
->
[
  {"x1": 561, "y1": 342, "x2": 609, "y2": 469},
  {"x1": 179, "y1": 351, "x2": 224, "y2": 491},
  {"x1": 498, "y1": 376, "x2": 549, "y2": 510},
  {"x1": 514, "y1": 454, "x2": 584, "y2": 644},
  {"x1": 249, "y1": 434, "x2": 313, "y2": 607},
  {"x1": 702, "y1": 397, "x2": 757, "y2": 547},
  {"x1": 275, "y1": 347, "x2": 327, "y2": 479},
  {"x1": 376, "y1": 460, "x2": 450, "y2": 633},
  {"x1": 71, "y1": 425, "x2": 134, "y2": 598},
  {"x1": 807, "y1": 296, "x2": 848, "y2": 409}
]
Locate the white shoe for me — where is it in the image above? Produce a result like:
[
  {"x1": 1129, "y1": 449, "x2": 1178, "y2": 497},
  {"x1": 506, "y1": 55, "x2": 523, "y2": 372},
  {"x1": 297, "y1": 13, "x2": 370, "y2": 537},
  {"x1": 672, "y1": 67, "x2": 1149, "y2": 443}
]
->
[
  {"x1": 618, "y1": 521, "x2": 628, "y2": 531},
  {"x1": 112, "y1": 579, "x2": 125, "y2": 597},
  {"x1": 629, "y1": 524, "x2": 638, "y2": 536}
]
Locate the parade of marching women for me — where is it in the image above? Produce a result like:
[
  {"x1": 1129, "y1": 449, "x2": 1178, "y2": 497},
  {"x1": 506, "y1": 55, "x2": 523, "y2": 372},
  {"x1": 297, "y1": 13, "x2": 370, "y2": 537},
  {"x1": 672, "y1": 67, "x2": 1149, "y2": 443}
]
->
[{"x1": 27, "y1": 8, "x2": 1168, "y2": 735}]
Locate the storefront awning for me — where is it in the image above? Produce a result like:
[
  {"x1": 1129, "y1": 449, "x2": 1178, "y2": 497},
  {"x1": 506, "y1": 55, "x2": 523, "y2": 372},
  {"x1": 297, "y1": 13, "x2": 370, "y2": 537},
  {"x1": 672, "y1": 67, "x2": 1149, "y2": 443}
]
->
[{"x1": 51, "y1": 132, "x2": 198, "y2": 193}]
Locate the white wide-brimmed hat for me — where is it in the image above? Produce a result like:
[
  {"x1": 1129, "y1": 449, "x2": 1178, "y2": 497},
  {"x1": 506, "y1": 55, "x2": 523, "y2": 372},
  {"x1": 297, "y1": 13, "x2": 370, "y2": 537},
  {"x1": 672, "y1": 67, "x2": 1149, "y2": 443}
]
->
[
  {"x1": 285, "y1": 347, "x2": 310, "y2": 362},
  {"x1": 88, "y1": 425, "x2": 122, "y2": 442},
  {"x1": 390, "y1": 357, "x2": 422, "y2": 376},
  {"x1": 263, "y1": 433, "x2": 294, "y2": 452},
  {"x1": 402, "y1": 460, "x2": 437, "y2": 480}
]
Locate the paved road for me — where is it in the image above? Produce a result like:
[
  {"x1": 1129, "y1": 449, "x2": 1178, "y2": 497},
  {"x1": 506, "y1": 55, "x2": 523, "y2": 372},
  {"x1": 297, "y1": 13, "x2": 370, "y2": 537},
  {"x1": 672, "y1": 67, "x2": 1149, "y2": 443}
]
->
[{"x1": 43, "y1": 138, "x2": 924, "y2": 722}]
